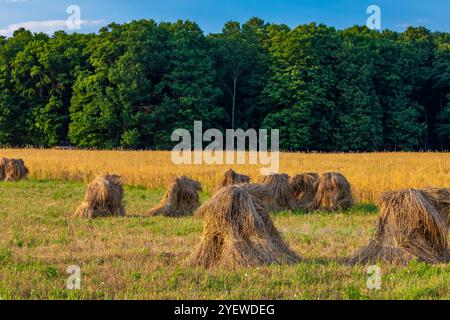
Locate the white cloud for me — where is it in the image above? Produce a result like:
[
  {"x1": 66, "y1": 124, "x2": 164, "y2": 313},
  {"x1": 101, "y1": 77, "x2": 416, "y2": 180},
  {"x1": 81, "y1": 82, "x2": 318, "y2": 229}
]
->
[
  {"x1": 417, "y1": 18, "x2": 431, "y2": 24},
  {"x1": 0, "y1": 19, "x2": 106, "y2": 36}
]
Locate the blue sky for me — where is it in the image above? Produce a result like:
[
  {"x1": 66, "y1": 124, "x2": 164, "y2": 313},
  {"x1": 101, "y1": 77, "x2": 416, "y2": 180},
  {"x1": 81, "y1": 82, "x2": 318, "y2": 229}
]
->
[{"x1": 0, "y1": 0, "x2": 449, "y2": 36}]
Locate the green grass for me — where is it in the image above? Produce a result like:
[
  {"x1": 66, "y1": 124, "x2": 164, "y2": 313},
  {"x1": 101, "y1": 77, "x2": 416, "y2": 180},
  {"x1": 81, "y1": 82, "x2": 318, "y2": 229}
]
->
[{"x1": 0, "y1": 179, "x2": 448, "y2": 300}]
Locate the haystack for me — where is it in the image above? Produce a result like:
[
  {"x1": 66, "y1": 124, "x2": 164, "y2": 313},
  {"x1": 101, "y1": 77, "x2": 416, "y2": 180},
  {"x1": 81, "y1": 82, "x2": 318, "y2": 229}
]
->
[
  {"x1": 351, "y1": 188, "x2": 450, "y2": 265},
  {"x1": 259, "y1": 174, "x2": 298, "y2": 212},
  {"x1": 311, "y1": 172, "x2": 354, "y2": 211},
  {"x1": 195, "y1": 182, "x2": 272, "y2": 218},
  {"x1": 289, "y1": 173, "x2": 319, "y2": 209},
  {"x1": 74, "y1": 174, "x2": 125, "y2": 218},
  {"x1": 0, "y1": 158, "x2": 7, "y2": 181},
  {"x1": 148, "y1": 176, "x2": 202, "y2": 217},
  {"x1": 0, "y1": 158, "x2": 29, "y2": 181},
  {"x1": 220, "y1": 169, "x2": 250, "y2": 187},
  {"x1": 186, "y1": 185, "x2": 300, "y2": 268}
]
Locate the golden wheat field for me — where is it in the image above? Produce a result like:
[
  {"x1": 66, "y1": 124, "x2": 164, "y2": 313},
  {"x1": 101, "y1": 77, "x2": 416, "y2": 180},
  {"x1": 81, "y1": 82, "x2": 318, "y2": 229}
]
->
[{"x1": 1, "y1": 149, "x2": 449, "y2": 203}]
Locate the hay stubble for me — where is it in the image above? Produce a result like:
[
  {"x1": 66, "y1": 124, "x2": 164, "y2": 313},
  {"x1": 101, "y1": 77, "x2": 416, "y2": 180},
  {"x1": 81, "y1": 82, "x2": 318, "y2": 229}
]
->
[{"x1": 0, "y1": 180, "x2": 448, "y2": 299}]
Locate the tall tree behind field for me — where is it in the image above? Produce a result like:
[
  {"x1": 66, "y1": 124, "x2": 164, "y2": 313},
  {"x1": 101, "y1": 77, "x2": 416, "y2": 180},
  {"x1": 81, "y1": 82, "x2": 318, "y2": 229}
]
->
[
  {"x1": 396, "y1": 27, "x2": 435, "y2": 150},
  {"x1": 0, "y1": 29, "x2": 44, "y2": 145},
  {"x1": 432, "y1": 32, "x2": 450, "y2": 149},
  {"x1": 332, "y1": 27, "x2": 383, "y2": 151},
  {"x1": 12, "y1": 31, "x2": 90, "y2": 146},
  {"x1": 210, "y1": 17, "x2": 270, "y2": 130},
  {"x1": 261, "y1": 23, "x2": 340, "y2": 151},
  {"x1": 0, "y1": 30, "x2": 91, "y2": 147},
  {"x1": 69, "y1": 20, "x2": 170, "y2": 148},
  {"x1": 150, "y1": 20, "x2": 227, "y2": 149}
]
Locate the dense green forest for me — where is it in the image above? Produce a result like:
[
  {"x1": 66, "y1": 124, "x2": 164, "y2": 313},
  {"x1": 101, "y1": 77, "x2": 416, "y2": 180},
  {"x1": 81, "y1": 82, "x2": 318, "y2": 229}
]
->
[{"x1": 0, "y1": 18, "x2": 449, "y2": 151}]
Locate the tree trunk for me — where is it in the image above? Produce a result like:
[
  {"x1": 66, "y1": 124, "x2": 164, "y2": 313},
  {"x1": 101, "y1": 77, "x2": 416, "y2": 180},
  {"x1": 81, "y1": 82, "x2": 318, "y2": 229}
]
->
[
  {"x1": 440, "y1": 94, "x2": 443, "y2": 151},
  {"x1": 424, "y1": 107, "x2": 428, "y2": 150},
  {"x1": 231, "y1": 61, "x2": 241, "y2": 130},
  {"x1": 232, "y1": 76, "x2": 237, "y2": 129}
]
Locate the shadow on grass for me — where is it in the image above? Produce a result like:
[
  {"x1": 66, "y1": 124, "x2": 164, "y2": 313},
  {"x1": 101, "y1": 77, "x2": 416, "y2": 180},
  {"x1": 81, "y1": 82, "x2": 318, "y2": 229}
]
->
[
  {"x1": 348, "y1": 203, "x2": 378, "y2": 214},
  {"x1": 300, "y1": 256, "x2": 354, "y2": 266},
  {"x1": 274, "y1": 202, "x2": 378, "y2": 216}
]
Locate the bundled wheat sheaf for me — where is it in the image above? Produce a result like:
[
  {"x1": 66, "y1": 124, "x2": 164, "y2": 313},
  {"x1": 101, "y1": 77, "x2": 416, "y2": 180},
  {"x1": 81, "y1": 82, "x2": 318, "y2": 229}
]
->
[
  {"x1": 311, "y1": 172, "x2": 354, "y2": 211},
  {"x1": 196, "y1": 181, "x2": 272, "y2": 218},
  {"x1": 148, "y1": 176, "x2": 202, "y2": 217},
  {"x1": 187, "y1": 185, "x2": 300, "y2": 268},
  {"x1": 258, "y1": 174, "x2": 298, "y2": 212},
  {"x1": 0, "y1": 158, "x2": 29, "y2": 181},
  {"x1": 220, "y1": 169, "x2": 251, "y2": 188},
  {"x1": 289, "y1": 173, "x2": 319, "y2": 209},
  {"x1": 351, "y1": 188, "x2": 450, "y2": 265},
  {"x1": 74, "y1": 174, "x2": 126, "y2": 218}
]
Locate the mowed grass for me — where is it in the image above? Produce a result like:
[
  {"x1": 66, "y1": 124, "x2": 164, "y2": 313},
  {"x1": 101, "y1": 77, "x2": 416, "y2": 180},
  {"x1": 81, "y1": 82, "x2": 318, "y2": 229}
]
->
[{"x1": 0, "y1": 180, "x2": 448, "y2": 300}]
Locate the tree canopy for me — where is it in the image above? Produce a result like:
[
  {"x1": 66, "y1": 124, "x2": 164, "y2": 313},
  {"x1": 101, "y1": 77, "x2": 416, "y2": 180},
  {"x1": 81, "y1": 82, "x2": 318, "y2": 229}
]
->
[{"x1": 0, "y1": 18, "x2": 448, "y2": 151}]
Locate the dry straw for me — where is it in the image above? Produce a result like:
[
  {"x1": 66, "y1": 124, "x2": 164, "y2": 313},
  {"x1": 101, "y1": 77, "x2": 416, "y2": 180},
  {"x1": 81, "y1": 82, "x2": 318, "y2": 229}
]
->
[
  {"x1": 351, "y1": 188, "x2": 450, "y2": 265},
  {"x1": 311, "y1": 172, "x2": 354, "y2": 211},
  {"x1": 0, "y1": 158, "x2": 29, "y2": 181},
  {"x1": 148, "y1": 176, "x2": 202, "y2": 217},
  {"x1": 220, "y1": 169, "x2": 250, "y2": 188},
  {"x1": 196, "y1": 182, "x2": 272, "y2": 218},
  {"x1": 187, "y1": 185, "x2": 300, "y2": 268},
  {"x1": 0, "y1": 158, "x2": 7, "y2": 181},
  {"x1": 289, "y1": 173, "x2": 319, "y2": 209},
  {"x1": 259, "y1": 174, "x2": 298, "y2": 212},
  {"x1": 74, "y1": 174, "x2": 126, "y2": 218}
]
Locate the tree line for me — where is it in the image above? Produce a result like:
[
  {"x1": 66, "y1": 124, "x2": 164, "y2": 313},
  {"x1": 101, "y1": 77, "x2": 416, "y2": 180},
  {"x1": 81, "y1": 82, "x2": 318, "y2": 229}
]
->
[{"x1": 0, "y1": 18, "x2": 449, "y2": 151}]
